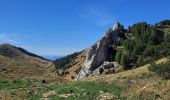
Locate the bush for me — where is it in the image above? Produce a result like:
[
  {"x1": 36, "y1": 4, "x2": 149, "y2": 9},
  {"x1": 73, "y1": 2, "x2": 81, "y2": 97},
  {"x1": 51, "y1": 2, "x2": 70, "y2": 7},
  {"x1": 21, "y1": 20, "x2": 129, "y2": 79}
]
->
[
  {"x1": 137, "y1": 56, "x2": 144, "y2": 66},
  {"x1": 115, "y1": 50, "x2": 123, "y2": 64},
  {"x1": 128, "y1": 91, "x2": 161, "y2": 100},
  {"x1": 148, "y1": 60, "x2": 170, "y2": 79},
  {"x1": 155, "y1": 20, "x2": 170, "y2": 26}
]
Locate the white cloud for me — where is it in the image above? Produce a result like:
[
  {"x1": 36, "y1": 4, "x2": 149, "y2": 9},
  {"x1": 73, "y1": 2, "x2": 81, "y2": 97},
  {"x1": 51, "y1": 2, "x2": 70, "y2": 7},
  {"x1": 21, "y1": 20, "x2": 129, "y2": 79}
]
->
[
  {"x1": 0, "y1": 33, "x2": 21, "y2": 44},
  {"x1": 0, "y1": 32, "x2": 46, "y2": 45}
]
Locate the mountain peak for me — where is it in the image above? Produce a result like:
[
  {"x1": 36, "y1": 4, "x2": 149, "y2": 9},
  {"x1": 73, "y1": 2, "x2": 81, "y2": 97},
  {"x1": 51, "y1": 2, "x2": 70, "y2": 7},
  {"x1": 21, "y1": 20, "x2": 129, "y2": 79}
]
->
[{"x1": 113, "y1": 22, "x2": 121, "y2": 30}]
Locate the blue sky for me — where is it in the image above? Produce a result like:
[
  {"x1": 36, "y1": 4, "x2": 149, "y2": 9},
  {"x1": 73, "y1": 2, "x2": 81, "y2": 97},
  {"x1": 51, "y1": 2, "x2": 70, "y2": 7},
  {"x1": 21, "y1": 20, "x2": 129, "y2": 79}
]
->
[{"x1": 0, "y1": 0, "x2": 169, "y2": 56}]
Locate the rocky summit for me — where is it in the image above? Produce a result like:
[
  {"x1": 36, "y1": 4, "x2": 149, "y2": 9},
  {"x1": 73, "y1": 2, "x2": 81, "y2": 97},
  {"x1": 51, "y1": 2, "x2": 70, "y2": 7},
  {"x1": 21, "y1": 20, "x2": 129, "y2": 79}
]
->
[{"x1": 76, "y1": 22, "x2": 124, "y2": 80}]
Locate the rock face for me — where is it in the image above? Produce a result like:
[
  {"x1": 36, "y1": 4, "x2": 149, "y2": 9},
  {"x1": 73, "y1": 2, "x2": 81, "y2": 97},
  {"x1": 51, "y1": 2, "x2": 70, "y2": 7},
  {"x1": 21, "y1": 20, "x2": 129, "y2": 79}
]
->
[
  {"x1": 93, "y1": 61, "x2": 123, "y2": 75},
  {"x1": 76, "y1": 22, "x2": 124, "y2": 80},
  {"x1": 94, "y1": 61, "x2": 115, "y2": 75}
]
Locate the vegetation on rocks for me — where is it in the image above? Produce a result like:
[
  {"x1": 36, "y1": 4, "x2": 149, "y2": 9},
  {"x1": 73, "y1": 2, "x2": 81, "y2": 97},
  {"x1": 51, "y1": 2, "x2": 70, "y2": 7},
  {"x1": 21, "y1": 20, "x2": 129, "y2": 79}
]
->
[{"x1": 115, "y1": 20, "x2": 170, "y2": 69}]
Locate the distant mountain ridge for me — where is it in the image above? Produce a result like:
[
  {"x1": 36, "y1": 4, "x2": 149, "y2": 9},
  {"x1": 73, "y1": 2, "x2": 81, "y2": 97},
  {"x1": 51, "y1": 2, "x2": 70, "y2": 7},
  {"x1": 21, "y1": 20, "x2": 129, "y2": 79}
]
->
[
  {"x1": 42, "y1": 55, "x2": 62, "y2": 61},
  {"x1": 0, "y1": 43, "x2": 58, "y2": 81},
  {"x1": 0, "y1": 43, "x2": 47, "y2": 60}
]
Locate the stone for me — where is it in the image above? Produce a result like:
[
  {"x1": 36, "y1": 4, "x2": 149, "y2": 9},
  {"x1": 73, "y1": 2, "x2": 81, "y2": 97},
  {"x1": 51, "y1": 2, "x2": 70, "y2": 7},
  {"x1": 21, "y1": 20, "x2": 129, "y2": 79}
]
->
[
  {"x1": 76, "y1": 22, "x2": 124, "y2": 80},
  {"x1": 94, "y1": 61, "x2": 115, "y2": 75},
  {"x1": 113, "y1": 22, "x2": 121, "y2": 30},
  {"x1": 102, "y1": 61, "x2": 114, "y2": 69},
  {"x1": 42, "y1": 90, "x2": 56, "y2": 98}
]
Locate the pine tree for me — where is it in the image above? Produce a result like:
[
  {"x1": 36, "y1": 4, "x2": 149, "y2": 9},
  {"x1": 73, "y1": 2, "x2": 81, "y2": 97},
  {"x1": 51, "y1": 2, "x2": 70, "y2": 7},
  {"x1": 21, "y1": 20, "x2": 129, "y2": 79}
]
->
[
  {"x1": 120, "y1": 53, "x2": 128, "y2": 69},
  {"x1": 115, "y1": 50, "x2": 122, "y2": 64}
]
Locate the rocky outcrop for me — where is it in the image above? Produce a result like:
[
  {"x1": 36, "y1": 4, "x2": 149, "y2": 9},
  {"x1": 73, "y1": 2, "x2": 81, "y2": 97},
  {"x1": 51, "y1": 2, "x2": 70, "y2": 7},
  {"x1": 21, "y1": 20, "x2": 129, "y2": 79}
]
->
[
  {"x1": 93, "y1": 61, "x2": 115, "y2": 75},
  {"x1": 76, "y1": 22, "x2": 124, "y2": 80},
  {"x1": 93, "y1": 61, "x2": 123, "y2": 75}
]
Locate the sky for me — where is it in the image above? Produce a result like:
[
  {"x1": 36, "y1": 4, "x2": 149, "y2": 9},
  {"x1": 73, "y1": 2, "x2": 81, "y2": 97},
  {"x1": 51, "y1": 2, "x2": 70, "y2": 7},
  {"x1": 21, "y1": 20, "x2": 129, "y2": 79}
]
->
[{"x1": 0, "y1": 0, "x2": 170, "y2": 56}]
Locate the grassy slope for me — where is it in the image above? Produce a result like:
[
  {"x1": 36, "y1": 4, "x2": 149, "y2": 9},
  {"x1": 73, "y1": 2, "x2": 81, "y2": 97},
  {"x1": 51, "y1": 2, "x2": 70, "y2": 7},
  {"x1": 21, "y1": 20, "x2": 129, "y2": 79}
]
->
[
  {"x1": 0, "y1": 79, "x2": 124, "y2": 100},
  {"x1": 0, "y1": 58, "x2": 169, "y2": 100},
  {"x1": 82, "y1": 58, "x2": 170, "y2": 100},
  {"x1": 0, "y1": 44, "x2": 61, "y2": 82},
  {"x1": 82, "y1": 58, "x2": 168, "y2": 82},
  {"x1": 64, "y1": 51, "x2": 86, "y2": 80},
  {"x1": 0, "y1": 54, "x2": 59, "y2": 82}
]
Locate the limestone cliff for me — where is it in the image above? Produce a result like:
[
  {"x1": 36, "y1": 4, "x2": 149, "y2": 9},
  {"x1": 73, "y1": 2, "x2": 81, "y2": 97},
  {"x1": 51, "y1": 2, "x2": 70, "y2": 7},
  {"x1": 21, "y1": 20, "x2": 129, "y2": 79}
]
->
[{"x1": 76, "y1": 22, "x2": 124, "y2": 80}]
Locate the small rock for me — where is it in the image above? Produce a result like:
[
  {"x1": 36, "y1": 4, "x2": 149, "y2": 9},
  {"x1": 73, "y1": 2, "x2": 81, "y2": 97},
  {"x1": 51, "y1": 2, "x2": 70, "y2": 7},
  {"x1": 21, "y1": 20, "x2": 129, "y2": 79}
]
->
[
  {"x1": 42, "y1": 90, "x2": 56, "y2": 98},
  {"x1": 97, "y1": 92, "x2": 118, "y2": 100},
  {"x1": 59, "y1": 94, "x2": 74, "y2": 98}
]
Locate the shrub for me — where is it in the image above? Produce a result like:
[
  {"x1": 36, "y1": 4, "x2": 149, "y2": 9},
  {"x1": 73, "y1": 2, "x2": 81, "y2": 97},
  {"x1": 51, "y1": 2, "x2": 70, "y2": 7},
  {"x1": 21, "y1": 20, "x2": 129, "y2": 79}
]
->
[
  {"x1": 115, "y1": 50, "x2": 123, "y2": 64},
  {"x1": 128, "y1": 91, "x2": 161, "y2": 100},
  {"x1": 137, "y1": 56, "x2": 144, "y2": 66},
  {"x1": 155, "y1": 20, "x2": 170, "y2": 26},
  {"x1": 148, "y1": 60, "x2": 170, "y2": 79}
]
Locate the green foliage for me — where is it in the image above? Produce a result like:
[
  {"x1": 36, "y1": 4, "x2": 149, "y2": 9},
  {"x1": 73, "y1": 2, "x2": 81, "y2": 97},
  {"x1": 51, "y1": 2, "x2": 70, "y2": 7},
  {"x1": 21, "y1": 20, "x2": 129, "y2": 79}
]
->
[
  {"x1": 0, "y1": 78, "x2": 121, "y2": 99},
  {"x1": 148, "y1": 60, "x2": 170, "y2": 79},
  {"x1": 120, "y1": 53, "x2": 129, "y2": 69},
  {"x1": 115, "y1": 50, "x2": 123, "y2": 64},
  {"x1": 165, "y1": 34, "x2": 170, "y2": 43},
  {"x1": 121, "y1": 21, "x2": 168, "y2": 69},
  {"x1": 143, "y1": 46, "x2": 155, "y2": 57},
  {"x1": 148, "y1": 29, "x2": 164, "y2": 45},
  {"x1": 50, "y1": 81, "x2": 123, "y2": 100},
  {"x1": 54, "y1": 51, "x2": 83, "y2": 69},
  {"x1": 0, "y1": 79, "x2": 31, "y2": 90},
  {"x1": 137, "y1": 56, "x2": 144, "y2": 66},
  {"x1": 123, "y1": 39, "x2": 135, "y2": 53},
  {"x1": 155, "y1": 20, "x2": 170, "y2": 26},
  {"x1": 55, "y1": 20, "x2": 170, "y2": 71},
  {"x1": 128, "y1": 22, "x2": 148, "y2": 37},
  {"x1": 27, "y1": 81, "x2": 124, "y2": 100}
]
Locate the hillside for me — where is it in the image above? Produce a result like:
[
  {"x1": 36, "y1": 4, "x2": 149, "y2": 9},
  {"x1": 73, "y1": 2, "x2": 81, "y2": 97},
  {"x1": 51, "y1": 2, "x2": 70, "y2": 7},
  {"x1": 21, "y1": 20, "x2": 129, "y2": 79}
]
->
[
  {"x1": 0, "y1": 58, "x2": 169, "y2": 100},
  {"x1": 54, "y1": 20, "x2": 170, "y2": 81},
  {"x1": 0, "y1": 20, "x2": 170, "y2": 100},
  {"x1": 0, "y1": 44, "x2": 59, "y2": 82},
  {"x1": 80, "y1": 58, "x2": 170, "y2": 100},
  {"x1": 54, "y1": 51, "x2": 86, "y2": 80}
]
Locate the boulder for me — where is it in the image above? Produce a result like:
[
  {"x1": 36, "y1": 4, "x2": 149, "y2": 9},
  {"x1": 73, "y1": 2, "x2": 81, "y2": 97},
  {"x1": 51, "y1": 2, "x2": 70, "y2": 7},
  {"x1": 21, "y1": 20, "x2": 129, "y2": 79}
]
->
[{"x1": 94, "y1": 61, "x2": 114, "y2": 75}]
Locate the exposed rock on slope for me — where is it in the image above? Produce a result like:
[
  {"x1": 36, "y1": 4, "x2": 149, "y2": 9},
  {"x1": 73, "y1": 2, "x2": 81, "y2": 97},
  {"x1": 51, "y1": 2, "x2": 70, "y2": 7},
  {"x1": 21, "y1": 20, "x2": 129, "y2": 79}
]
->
[
  {"x1": 76, "y1": 22, "x2": 124, "y2": 80},
  {"x1": 54, "y1": 51, "x2": 86, "y2": 80},
  {"x1": 81, "y1": 58, "x2": 170, "y2": 100},
  {"x1": 93, "y1": 61, "x2": 123, "y2": 76}
]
